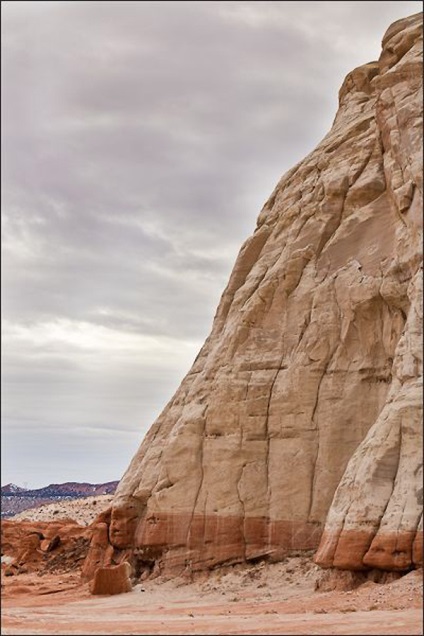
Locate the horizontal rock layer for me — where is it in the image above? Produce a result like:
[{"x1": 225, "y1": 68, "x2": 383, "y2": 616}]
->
[{"x1": 84, "y1": 12, "x2": 423, "y2": 578}]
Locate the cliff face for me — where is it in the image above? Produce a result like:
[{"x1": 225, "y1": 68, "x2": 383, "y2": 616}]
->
[{"x1": 84, "y1": 13, "x2": 423, "y2": 580}]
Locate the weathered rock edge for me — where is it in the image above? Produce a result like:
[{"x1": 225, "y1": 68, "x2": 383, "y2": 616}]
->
[{"x1": 83, "y1": 13, "x2": 423, "y2": 581}]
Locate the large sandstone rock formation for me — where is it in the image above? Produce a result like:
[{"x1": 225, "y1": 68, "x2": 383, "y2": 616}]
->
[{"x1": 85, "y1": 13, "x2": 423, "y2": 579}]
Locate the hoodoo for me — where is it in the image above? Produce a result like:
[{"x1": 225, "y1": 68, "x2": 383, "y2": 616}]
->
[{"x1": 83, "y1": 13, "x2": 423, "y2": 581}]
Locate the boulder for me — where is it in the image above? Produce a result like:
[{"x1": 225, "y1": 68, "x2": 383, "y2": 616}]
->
[
  {"x1": 89, "y1": 561, "x2": 132, "y2": 595},
  {"x1": 40, "y1": 535, "x2": 61, "y2": 553}
]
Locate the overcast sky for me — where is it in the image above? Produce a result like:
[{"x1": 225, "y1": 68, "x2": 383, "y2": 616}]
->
[{"x1": 2, "y1": 1, "x2": 421, "y2": 489}]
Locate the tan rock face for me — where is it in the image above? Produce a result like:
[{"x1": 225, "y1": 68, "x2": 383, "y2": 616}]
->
[{"x1": 87, "y1": 13, "x2": 423, "y2": 576}]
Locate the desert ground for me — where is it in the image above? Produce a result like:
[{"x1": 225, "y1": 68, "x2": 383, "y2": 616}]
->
[{"x1": 2, "y1": 497, "x2": 423, "y2": 635}]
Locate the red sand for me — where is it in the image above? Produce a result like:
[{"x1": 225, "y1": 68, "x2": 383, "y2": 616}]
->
[{"x1": 2, "y1": 560, "x2": 422, "y2": 635}]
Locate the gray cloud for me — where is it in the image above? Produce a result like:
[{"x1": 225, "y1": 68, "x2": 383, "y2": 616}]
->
[{"x1": 1, "y1": 0, "x2": 421, "y2": 488}]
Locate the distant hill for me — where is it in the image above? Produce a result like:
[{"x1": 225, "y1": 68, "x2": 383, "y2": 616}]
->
[
  {"x1": 1, "y1": 481, "x2": 119, "y2": 518},
  {"x1": 1, "y1": 484, "x2": 28, "y2": 495}
]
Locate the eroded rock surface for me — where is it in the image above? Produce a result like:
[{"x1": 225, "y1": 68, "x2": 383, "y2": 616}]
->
[
  {"x1": 1, "y1": 519, "x2": 91, "y2": 576},
  {"x1": 86, "y1": 13, "x2": 423, "y2": 578}
]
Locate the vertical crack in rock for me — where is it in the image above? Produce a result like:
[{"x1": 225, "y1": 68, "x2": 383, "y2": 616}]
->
[
  {"x1": 264, "y1": 349, "x2": 287, "y2": 518},
  {"x1": 307, "y1": 303, "x2": 342, "y2": 523},
  {"x1": 235, "y1": 464, "x2": 247, "y2": 562},
  {"x1": 186, "y1": 417, "x2": 206, "y2": 550}
]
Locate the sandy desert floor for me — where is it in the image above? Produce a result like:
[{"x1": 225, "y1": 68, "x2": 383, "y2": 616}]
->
[
  {"x1": 3, "y1": 497, "x2": 423, "y2": 635},
  {"x1": 2, "y1": 557, "x2": 422, "y2": 635}
]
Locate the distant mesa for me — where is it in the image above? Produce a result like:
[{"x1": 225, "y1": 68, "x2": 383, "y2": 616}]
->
[{"x1": 1, "y1": 481, "x2": 119, "y2": 518}]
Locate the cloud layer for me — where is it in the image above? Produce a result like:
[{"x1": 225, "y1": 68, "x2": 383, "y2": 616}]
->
[{"x1": 2, "y1": 1, "x2": 421, "y2": 488}]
